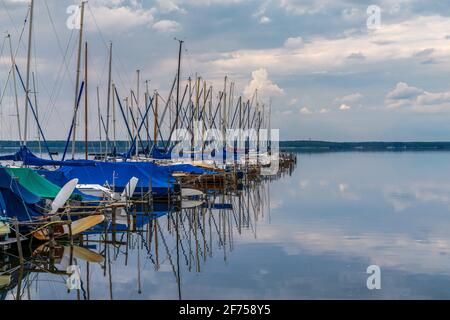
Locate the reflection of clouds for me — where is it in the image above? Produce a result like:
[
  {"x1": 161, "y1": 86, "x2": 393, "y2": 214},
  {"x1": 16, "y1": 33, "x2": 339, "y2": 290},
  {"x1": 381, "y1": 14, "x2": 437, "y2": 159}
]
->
[
  {"x1": 297, "y1": 179, "x2": 360, "y2": 201},
  {"x1": 338, "y1": 183, "x2": 360, "y2": 201},
  {"x1": 385, "y1": 182, "x2": 450, "y2": 212},
  {"x1": 299, "y1": 179, "x2": 310, "y2": 189},
  {"x1": 270, "y1": 198, "x2": 283, "y2": 210},
  {"x1": 240, "y1": 223, "x2": 450, "y2": 276},
  {"x1": 339, "y1": 183, "x2": 348, "y2": 192}
]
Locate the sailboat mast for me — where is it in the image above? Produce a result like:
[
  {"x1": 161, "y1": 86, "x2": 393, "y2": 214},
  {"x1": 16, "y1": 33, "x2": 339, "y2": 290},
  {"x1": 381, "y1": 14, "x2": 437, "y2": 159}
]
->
[
  {"x1": 175, "y1": 39, "x2": 183, "y2": 130},
  {"x1": 105, "y1": 42, "x2": 113, "y2": 159},
  {"x1": 23, "y1": 0, "x2": 34, "y2": 146},
  {"x1": 112, "y1": 83, "x2": 116, "y2": 154},
  {"x1": 154, "y1": 91, "x2": 158, "y2": 146},
  {"x1": 145, "y1": 80, "x2": 149, "y2": 146},
  {"x1": 96, "y1": 86, "x2": 102, "y2": 157},
  {"x1": 8, "y1": 34, "x2": 22, "y2": 144},
  {"x1": 136, "y1": 70, "x2": 140, "y2": 158},
  {"x1": 84, "y1": 41, "x2": 88, "y2": 160},
  {"x1": 32, "y1": 72, "x2": 41, "y2": 156},
  {"x1": 71, "y1": 0, "x2": 85, "y2": 159}
]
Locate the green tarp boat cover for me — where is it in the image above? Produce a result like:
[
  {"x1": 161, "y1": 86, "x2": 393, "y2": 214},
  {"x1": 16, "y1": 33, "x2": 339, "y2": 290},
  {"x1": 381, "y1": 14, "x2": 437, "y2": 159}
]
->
[{"x1": 4, "y1": 167, "x2": 61, "y2": 199}]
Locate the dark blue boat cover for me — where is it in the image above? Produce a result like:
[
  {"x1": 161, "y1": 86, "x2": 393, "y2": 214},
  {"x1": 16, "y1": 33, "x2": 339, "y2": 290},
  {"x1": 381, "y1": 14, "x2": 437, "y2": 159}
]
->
[
  {"x1": 41, "y1": 161, "x2": 176, "y2": 196},
  {"x1": 164, "y1": 164, "x2": 216, "y2": 175},
  {"x1": 0, "y1": 146, "x2": 94, "y2": 167},
  {"x1": 150, "y1": 145, "x2": 174, "y2": 159},
  {"x1": 0, "y1": 167, "x2": 43, "y2": 221}
]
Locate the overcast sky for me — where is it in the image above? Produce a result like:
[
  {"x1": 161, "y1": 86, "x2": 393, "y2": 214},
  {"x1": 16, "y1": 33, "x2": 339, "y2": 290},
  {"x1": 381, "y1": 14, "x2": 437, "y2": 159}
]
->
[{"x1": 1, "y1": 0, "x2": 450, "y2": 141}]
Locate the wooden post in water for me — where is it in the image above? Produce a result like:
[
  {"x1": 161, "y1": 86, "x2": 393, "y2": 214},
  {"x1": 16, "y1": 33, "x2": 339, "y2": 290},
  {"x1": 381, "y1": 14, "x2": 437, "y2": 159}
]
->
[{"x1": 14, "y1": 219, "x2": 23, "y2": 264}]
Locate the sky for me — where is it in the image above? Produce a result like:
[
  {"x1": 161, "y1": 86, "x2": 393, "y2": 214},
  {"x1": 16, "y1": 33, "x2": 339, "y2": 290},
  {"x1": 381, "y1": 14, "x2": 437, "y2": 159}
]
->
[{"x1": 1, "y1": 0, "x2": 450, "y2": 141}]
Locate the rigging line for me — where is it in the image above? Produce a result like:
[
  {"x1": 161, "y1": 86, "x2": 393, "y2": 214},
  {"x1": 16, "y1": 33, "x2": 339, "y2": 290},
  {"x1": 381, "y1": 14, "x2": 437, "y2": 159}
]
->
[
  {"x1": 0, "y1": 7, "x2": 29, "y2": 108},
  {"x1": 86, "y1": 3, "x2": 132, "y2": 94},
  {"x1": 0, "y1": 35, "x2": 6, "y2": 130},
  {"x1": 44, "y1": 0, "x2": 76, "y2": 88},
  {"x1": 0, "y1": 35, "x2": 6, "y2": 59},
  {"x1": 41, "y1": 31, "x2": 77, "y2": 127},
  {"x1": 40, "y1": 24, "x2": 76, "y2": 116},
  {"x1": 183, "y1": 42, "x2": 195, "y2": 80},
  {"x1": 0, "y1": 0, "x2": 21, "y2": 39}
]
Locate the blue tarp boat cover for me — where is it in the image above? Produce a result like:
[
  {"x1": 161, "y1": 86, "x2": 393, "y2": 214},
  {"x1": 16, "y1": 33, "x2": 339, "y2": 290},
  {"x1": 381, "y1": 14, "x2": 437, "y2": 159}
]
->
[
  {"x1": 0, "y1": 167, "x2": 43, "y2": 221},
  {"x1": 0, "y1": 146, "x2": 94, "y2": 167},
  {"x1": 40, "y1": 161, "x2": 176, "y2": 196},
  {"x1": 164, "y1": 164, "x2": 217, "y2": 175},
  {"x1": 149, "y1": 145, "x2": 174, "y2": 160}
]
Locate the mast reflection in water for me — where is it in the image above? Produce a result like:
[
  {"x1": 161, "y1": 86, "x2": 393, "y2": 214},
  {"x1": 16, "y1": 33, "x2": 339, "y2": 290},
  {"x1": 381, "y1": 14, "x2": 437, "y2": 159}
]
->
[{"x1": 0, "y1": 161, "x2": 296, "y2": 300}]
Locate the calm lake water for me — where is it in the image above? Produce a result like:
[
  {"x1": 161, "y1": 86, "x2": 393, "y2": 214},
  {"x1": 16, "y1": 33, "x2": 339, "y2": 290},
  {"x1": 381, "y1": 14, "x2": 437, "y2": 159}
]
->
[{"x1": 3, "y1": 151, "x2": 450, "y2": 299}]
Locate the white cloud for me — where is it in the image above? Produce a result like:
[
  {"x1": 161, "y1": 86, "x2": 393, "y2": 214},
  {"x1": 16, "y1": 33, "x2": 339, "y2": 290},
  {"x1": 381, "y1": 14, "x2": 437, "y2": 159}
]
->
[
  {"x1": 173, "y1": 0, "x2": 251, "y2": 5},
  {"x1": 283, "y1": 36, "x2": 303, "y2": 48},
  {"x1": 339, "y1": 104, "x2": 351, "y2": 111},
  {"x1": 85, "y1": 1, "x2": 155, "y2": 33},
  {"x1": 341, "y1": 7, "x2": 360, "y2": 21},
  {"x1": 243, "y1": 68, "x2": 284, "y2": 100},
  {"x1": 336, "y1": 93, "x2": 363, "y2": 104},
  {"x1": 259, "y1": 16, "x2": 271, "y2": 24},
  {"x1": 300, "y1": 107, "x2": 312, "y2": 114},
  {"x1": 152, "y1": 20, "x2": 182, "y2": 33},
  {"x1": 385, "y1": 82, "x2": 450, "y2": 112},
  {"x1": 278, "y1": 0, "x2": 331, "y2": 15},
  {"x1": 155, "y1": 0, "x2": 186, "y2": 13},
  {"x1": 386, "y1": 82, "x2": 423, "y2": 101},
  {"x1": 253, "y1": 0, "x2": 271, "y2": 24},
  {"x1": 288, "y1": 98, "x2": 299, "y2": 106},
  {"x1": 193, "y1": 15, "x2": 450, "y2": 77}
]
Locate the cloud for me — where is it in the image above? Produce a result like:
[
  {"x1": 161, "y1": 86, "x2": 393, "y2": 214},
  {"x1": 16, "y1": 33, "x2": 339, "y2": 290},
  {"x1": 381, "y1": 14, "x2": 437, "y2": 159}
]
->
[
  {"x1": 288, "y1": 98, "x2": 299, "y2": 106},
  {"x1": 341, "y1": 7, "x2": 360, "y2": 21},
  {"x1": 192, "y1": 15, "x2": 450, "y2": 77},
  {"x1": 386, "y1": 82, "x2": 423, "y2": 101},
  {"x1": 253, "y1": 0, "x2": 271, "y2": 24},
  {"x1": 300, "y1": 107, "x2": 312, "y2": 114},
  {"x1": 336, "y1": 93, "x2": 363, "y2": 104},
  {"x1": 339, "y1": 104, "x2": 351, "y2": 111},
  {"x1": 347, "y1": 52, "x2": 365, "y2": 60},
  {"x1": 386, "y1": 82, "x2": 450, "y2": 112},
  {"x1": 283, "y1": 36, "x2": 303, "y2": 48},
  {"x1": 414, "y1": 48, "x2": 435, "y2": 58},
  {"x1": 155, "y1": 0, "x2": 186, "y2": 13},
  {"x1": 278, "y1": 0, "x2": 331, "y2": 15},
  {"x1": 243, "y1": 68, "x2": 284, "y2": 100},
  {"x1": 259, "y1": 16, "x2": 272, "y2": 24},
  {"x1": 334, "y1": 93, "x2": 363, "y2": 110},
  {"x1": 85, "y1": 1, "x2": 155, "y2": 33},
  {"x1": 152, "y1": 19, "x2": 182, "y2": 32}
]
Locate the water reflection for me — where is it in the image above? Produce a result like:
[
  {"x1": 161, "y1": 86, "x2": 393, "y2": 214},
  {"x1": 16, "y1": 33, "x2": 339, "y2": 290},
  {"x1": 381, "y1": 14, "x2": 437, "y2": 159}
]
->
[
  {"x1": 3, "y1": 152, "x2": 450, "y2": 299},
  {"x1": 0, "y1": 160, "x2": 296, "y2": 300}
]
